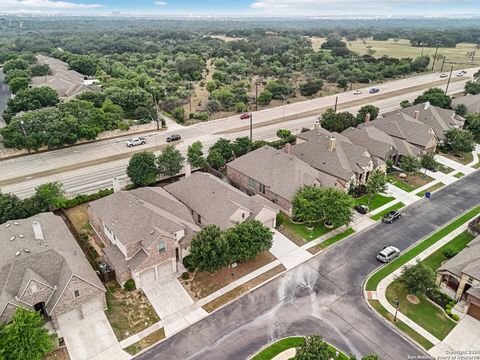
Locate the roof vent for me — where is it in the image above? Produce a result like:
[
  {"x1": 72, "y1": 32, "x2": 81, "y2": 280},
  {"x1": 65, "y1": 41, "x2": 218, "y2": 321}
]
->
[
  {"x1": 13, "y1": 222, "x2": 19, "y2": 226},
  {"x1": 18, "y1": 234, "x2": 24, "y2": 239},
  {"x1": 424, "y1": 101, "x2": 430, "y2": 110},
  {"x1": 15, "y1": 251, "x2": 21, "y2": 257},
  {"x1": 5, "y1": 223, "x2": 11, "y2": 228},
  {"x1": 32, "y1": 221, "x2": 44, "y2": 241},
  {"x1": 10, "y1": 236, "x2": 15, "y2": 241},
  {"x1": 149, "y1": 230, "x2": 155, "y2": 235},
  {"x1": 23, "y1": 248, "x2": 30, "y2": 253}
]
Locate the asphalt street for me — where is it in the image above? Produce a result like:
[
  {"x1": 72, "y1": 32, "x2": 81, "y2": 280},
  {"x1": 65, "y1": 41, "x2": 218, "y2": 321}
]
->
[
  {"x1": 135, "y1": 171, "x2": 480, "y2": 360},
  {"x1": 0, "y1": 69, "x2": 475, "y2": 198}
]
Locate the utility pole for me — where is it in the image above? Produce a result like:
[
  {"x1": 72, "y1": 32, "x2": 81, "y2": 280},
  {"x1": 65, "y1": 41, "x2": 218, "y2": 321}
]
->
[
  {"x1": 445, "y1": 65, "x2": 454, "y2": 94},
  {"x1": 255, "y1": 82, "x2": 259, "y2": 111},
  {"x1": 334, "y1": 96, "x2": 338, "y2": 113},
  {"x1": 440, "y1": 56, "x2": 446, "y2": 73},
  {"x1": 431, "y1": 41, "x2": 441, "y2": 71},
  {"x1": 151, "y1": 89, "x2": 160, "y2": 130},
  {"x1": 249, "y1": 113, "x2": 253, "y2": 141}
]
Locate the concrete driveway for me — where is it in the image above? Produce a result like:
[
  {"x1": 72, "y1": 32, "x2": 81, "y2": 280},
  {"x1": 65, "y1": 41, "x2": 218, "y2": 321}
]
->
[{"x1": 57, "y1": 310, "x2": 130, "y2": 360}]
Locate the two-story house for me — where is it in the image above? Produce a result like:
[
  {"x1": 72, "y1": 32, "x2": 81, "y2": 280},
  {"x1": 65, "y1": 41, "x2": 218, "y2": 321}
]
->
[{"x1": 88, "y1": 187, "x2": 200, "y2": 289}]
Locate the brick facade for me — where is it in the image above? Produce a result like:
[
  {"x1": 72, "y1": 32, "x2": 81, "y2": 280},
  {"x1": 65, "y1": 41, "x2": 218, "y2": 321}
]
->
[
  {"x1": 134, "y1": 236, "x2": 176, "y2": 274},
  {"x1": 0, "y1": 303, "x2": 18, "y2": 323},
  {"x1": 19, "y1": 279, "x2": 54, "y2": 307}
]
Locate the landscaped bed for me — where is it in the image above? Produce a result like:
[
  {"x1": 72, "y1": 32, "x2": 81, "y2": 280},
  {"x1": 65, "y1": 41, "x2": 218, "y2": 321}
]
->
[
  {"x1": 251, "y1": 336, "x2": 349, "y2": 360},
  {"x1": 124, "y1": 328, "x2": 166, "y2": 356},
  {"x1": 387, "y1": 172, "x2": 434, "y2": 192},
  {"x1": 438, "y1": 151, "x2": 474, "y2": 166},
  {"x1": 280, "y1": 217, "x2": 335, "y2": 245},
  {"x1": 308, "y1": 228, "x2": 355, "y2": 254},
  {"x1": 454, "y1": 172, "x2": 465, "y2": 178},
  {"x1": 354, "y1": 194, "x2": 395, "y2": 212},
  {"x1": 370, "y1": 202, "x2": 405, "y2": 221},
  {"x1": 105, "y1": 282, "x2": 160, "y2": 341},
  {"x1": 438, "y1": 165, "x2": 454, "y2": 174},
  {"x1": 202, "y1": 264, "x2": 285, "y2": 313},
  {"x1": 182, "y1": 251, "x2": 277, "y2": 300},
  {"x1": 415, "y1": 182, "x2": 445, "y2": 197}
]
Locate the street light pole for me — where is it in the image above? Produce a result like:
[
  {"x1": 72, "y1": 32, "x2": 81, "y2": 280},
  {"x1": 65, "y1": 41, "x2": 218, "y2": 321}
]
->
[
  {"x1": 394, "y1": 298, "x2": 400, "y2": 322},
  {"x1": 151, "y1": 89, "x2": 160, "y2": 130},
  {"x1": 445, "y1": 65, "x2": 454, "y2": 94}
]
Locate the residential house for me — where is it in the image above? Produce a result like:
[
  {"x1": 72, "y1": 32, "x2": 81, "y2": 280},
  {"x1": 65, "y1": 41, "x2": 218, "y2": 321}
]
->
[
  {"x1": 227, "y1": 145, "x2": 338, "y2": 215},
  {"x1": 383, "y1": 102, "x2": 464, "y2": 142},
  {"x1": 452, "y1": 94, "x2": 480, "y2": 114},
  {"x1": 436, "y1": 235, "x2": 480, "y2": 321},
  {"x1": 361, "y1": 112, "x2": 438, "y2": 153},
  {"x1": 88, "y1": 187, "x2": 200, "y2": 289},
  {"x1": 0, "y1": 213, "x2": 106, "y2": 329},
  {"x1": 29, "y1": 54, "x2": 100, "y2": 100},
  {"x1": 292, "y1": 128, "x2": 384, "y2": 191},
  {"x1": 165, "y1": 172, "x2": 279, "y2": 230}
]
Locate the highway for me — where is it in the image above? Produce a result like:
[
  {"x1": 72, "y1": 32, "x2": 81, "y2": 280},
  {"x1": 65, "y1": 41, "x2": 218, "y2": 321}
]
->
[{"x1": 0, "y1": 68, "x2": 477, "y2": 198}]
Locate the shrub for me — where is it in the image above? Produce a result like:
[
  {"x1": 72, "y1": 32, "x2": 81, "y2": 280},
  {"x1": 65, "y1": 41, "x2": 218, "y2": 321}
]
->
[
  {"x1": 276, "y1": 212, "x2": 285, "y2": 228},
  {"x1": 448, "y1": 301, "x2": 455, "y2": 307},
  {"x1": 123, "y1": 279, "x2": 136, "y2": 291},
  {"x1": 442, "y1": 247, "x2": 458, "y2": 259},
  {"x1": 182, "y1": 254, "x2": 193, "y2": 268},
  {"x1": 445, "y1": 308, "x2": 451, "y2": 315},
  {"x1": 445, "y1": 304, "x2": 452, "y2": 310},
  {"x1": 181, "y1": 272, "x2": 189, "y2": 280},
  {"x1": 451, "y1": 314, "x2": 460, "y2": 321},
  {"x1": 188, "y1": 266, "x2": 195, "y2": 273}
]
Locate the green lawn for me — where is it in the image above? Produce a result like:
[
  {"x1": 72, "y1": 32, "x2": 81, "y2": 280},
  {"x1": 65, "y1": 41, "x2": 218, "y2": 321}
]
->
[
  {"x1": 422, "y1": 231, "x2": 475, "y2": 273},
  {"x1": 438, "y1": 151, "x2": 474, "y2": 166},
  {"x1": 281, "y1": 217, "x2": 335, "y2": 244},
  {"x1": 387, "y1": 174, "x2": 415, "y2": 192},
  {"x1": 366, "y1": 204, "x2": 480, "y2": 291},
  {"x1": 251, "y1": 336, "x2": 349, "y2": 360},
  {"x1": 386, "y1": 281, "x2": 456, "y2": 340},
  {"x1": 454, "y1": 172, "x2": 465, "y2": 179},
  {"x1": 355, "y1": 194, "x2": 395, "y2": 212},
  {"x1": 370, "y1": 202, "x2": 405, "y2": 221},
  {"x1": 387, "y1": 172, "x2": 434, "y2": 193},
  {"x1": 474, "y1": 161, "x2": 480, "y2": 169},
  {"x1": 416, "y1": 182, "x2": 445, "y2": 197},
  {"x1": 368, "y1": 300, "x2": 434, "y2": 350},
  {"x1": 438, "y1": 165, "x2": 454, "y2": 174}
]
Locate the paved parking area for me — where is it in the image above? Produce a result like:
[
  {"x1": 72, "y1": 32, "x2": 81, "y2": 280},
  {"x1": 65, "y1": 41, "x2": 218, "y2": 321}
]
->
[{"x1": 57, "y1": 311, "x2": 130, "y2": 360}]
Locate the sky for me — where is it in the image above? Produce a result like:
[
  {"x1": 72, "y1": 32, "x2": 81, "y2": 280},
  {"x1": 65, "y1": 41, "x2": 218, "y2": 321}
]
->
[{"x1": 1, "y1": 0, "x2": 480, "y2": 16}]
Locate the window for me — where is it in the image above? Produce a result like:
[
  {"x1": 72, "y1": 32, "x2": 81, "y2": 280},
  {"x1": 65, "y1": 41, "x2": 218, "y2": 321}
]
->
[
  {"x1": 273, "y1": 194, "x2": 279, "y2": 204},
  {"x1": 74, "y1": 290, "x2": 80, "y2": 298},
  {"x1": 197, "y1": 214, "x2": 201, "y2": 224},
  {"x1": 158, "y1": 240, "x2": 166, "y2": 253},
  {"x1": 248, "y1": 178, "x2": 256, "y2": 188},
  {"x1": 259, "y1": 183, "x2": 266, "y2": 194}
]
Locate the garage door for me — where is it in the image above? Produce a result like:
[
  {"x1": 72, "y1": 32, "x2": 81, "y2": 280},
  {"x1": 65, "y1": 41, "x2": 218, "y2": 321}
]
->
[
  {"x1": 467, "y1": 304, "x2": 480, "y2": 320},
  {"x1": 81, "y1": 300, "x2": 104, "y2": 316},
  {"x1": 139, "y1": 267, "x2": 156, "y2": 288},
  {"x1": 57, "y1": 308, "x2": 82, "y2": 326},
  {"x1": 157, "y1": 260, "x2": 173, "y2": 281}
]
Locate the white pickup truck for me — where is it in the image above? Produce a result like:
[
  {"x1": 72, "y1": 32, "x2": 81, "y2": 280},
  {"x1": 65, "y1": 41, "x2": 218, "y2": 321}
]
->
[{"x1": 126, "y1": 137, "x2": 146, "y2": 147}]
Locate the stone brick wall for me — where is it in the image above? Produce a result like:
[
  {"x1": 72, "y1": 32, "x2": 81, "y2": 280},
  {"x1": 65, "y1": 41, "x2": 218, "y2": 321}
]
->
[
  {"x1": 20, "y1": 279, "x2": 54, "y2": 306},
  {"x1": 0, "y1": 303, "x2": 18, "y2": 324},
  {"x1": 134, "y1": 235, "x2": 176, "y2": 274}
]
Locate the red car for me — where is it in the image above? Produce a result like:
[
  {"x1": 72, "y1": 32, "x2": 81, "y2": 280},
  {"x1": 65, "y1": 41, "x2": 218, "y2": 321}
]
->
[{"x1": 240, "y1": 113, "x2": 250, "y2": 120}]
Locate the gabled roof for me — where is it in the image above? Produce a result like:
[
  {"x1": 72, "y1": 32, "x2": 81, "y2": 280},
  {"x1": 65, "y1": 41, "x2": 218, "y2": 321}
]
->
[
  {"x1": 292, "y1": 129, "x2": 372, "y2": 182},
  {"x1": 227, "y1": 146, "x2": 338, "y2": 201},
  {"x1": 0, "y1": 213, "x2": 105, "y2": 316},
  {"x1": 452, "y1": 94, "x2": 480, "y2": 114},
  {"x1": 438, "y1": 235, "x2": 480, "y2": 280},
  {"x1": 362, "y1": 112, "x2": 436, "y2": 147},
  {"x1": 342, "y1": 126, "x2": 396, "y2": 159},
  {"x1": 386, "y1": 102, "x2": 464, "y2": 140},
  {"x1": 165, "y1": 172, "x2": 279, "y2": 230}
]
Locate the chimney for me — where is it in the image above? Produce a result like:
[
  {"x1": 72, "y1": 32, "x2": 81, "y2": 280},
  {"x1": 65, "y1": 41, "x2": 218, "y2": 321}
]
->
[
  {"x1": 424, "y1": 101, "x2": 430, "y2": 110},
  {"x1": 328, "y1": 137, "x2": 336, "y2": 152},
  {"x1": 32, "y1": 221, "x2": 44, "y2": 241},
  {"x1": 112, "y1": 177, "x2": 122, "y2": 193},
  {"x1": 283, "y1": 142, "x2": 292, "y2": 155},
  {"x1": 364, "y1": 113, "x2": 371, "y2": 123},
  {"x1": 185, "y1": 163, "x2": 192, "y2": 178},
  {"x1": 314, "y1": 121, "x2": 320, "y2": 130},
  {"x1": 413, "y1": 110, "x2": 420, "y2": 121}
]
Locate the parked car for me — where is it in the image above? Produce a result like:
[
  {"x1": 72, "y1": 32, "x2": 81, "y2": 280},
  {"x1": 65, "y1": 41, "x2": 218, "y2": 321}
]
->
[
  {"x1": 440, "y1": 73, "x2": 448, "y2": 78},
  {"x1": 166, "y1": 134, "x2": 181, "y2": 142},
  {"x1": 354, "y1": 204, "x2": 369, "y2": 214},
  {"x1": 353, "y1": 89, "x2": 363, "y2": 95},
  {"x1": 369, "y1": 88, "x2": 380, "y2": 94},
  {"x1": 382, "y1": 210, "x2": 401, "y2": 224},
  {"x1": 126, "y1": 137, "x2": 146, "y2": 147},
  {"x1": 377, "y1": 246, "x2": 401, "y2": 263}
]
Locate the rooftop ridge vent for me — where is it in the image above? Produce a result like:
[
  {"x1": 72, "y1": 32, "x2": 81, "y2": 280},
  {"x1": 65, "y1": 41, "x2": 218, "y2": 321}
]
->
[
  {"x1": 13, "y1": 222, "x2": 19, "y2": 225},
  {"x1": 15, "y1": 251, "x2": 21, "y2": 257},
  {"x1": 23, "y1": 248, "x2": 31, "y2": 253}
]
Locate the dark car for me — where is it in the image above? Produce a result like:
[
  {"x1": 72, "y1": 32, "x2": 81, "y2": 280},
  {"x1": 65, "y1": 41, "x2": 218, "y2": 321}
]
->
[
  {"x1": 369, "y1": 88, "x2": 380, "y2": 94},
  {"x1": 382, "y1": 210, "x2": 401, "y2": 224},
  {"x1": 166, "y1": 134, "x2": 181, "y2": 143},
  {"x1": 354, "y1": 204, "x2": 369, "y2": 214}
]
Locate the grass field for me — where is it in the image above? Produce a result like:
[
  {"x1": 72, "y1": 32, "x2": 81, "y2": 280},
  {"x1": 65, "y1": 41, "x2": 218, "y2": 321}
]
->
[
  {"x1": 454, "y1": 172, "x2": 465, "y2": 179},
  {"x1": 280, "y1": 217, "x2": 335, "y2": 245},
  {"x1": 355, "y1": 194, "x2": 395, "y2": 212}
]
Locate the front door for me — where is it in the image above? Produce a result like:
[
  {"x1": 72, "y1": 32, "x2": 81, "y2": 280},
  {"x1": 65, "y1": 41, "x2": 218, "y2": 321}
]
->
[{"x1": 34, "y1": 302, "x2": 47, "y2": 317}]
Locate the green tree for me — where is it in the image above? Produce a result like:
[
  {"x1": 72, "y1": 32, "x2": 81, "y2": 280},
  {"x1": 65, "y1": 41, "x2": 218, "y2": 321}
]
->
[
  {"x1": 465, "y1": 81, "x2": 480, "y2": 95},
  {"x1": 224, "y1": 220, "x2": 273, "y2": 262},
  {"x1": 356, "y1": 105, "x2": 379, "y2": 123},
  {"x1": 34, "y1": 182, "x2": 65, "y2": 211},
  {"x1": 258, "y1": 89, "x2": 273, "y2": 105},
  {"x1": 420, "y1": 153, "x2": 439, "y2": 173},
  {"x1": 413, "y1": 88, "x2": 451, "y2": 109},
  {"x1": 3, "y1": 58, "x2": 29, "y2": 74},
  {"x1": 445, "y1": 128, "x2": 475, "y2": 154},
  {"x1": 365, "y1": 170, "x2": 387, "y2": 207},
  {"x1": 300, "y1": 80, "x2": 324, "y2": 96},
  {"x1": 189, "y1": 225, "x2": 230, "y2": 273},
  {"x1": 69, "y1": 55, "x2": 97, "y2": 76},
  {"x1": 265, "y1": 80, "x2": 292, "y2": 100},
  {"x1": 399, "y1": 261, "x2": 436, "y2": 295},
  {"x1": 29, "y1": 64, "x2": 51, "y2": 77},
  {"x1": 4, "y1": 87, "x2": 59, "y2": 118},
  {"x1": 0, "y1": 192, "x2": 23, "y2": 225},
  {"x1": 276, "y1": 129, "x2": 292, "y2": 140},
  {"x1": 320, "y1": 109, "x2": 357, "y2": 133},
  {"x1": 465, "y1": 113, "x2": 480, "y2": 141},
  {"x1": 157, "y1": 145, "x2": 184, "y2": 179},
  {"x1": 187, "y1": 141, "x2": 206, "y2": 168},
  {"x1": 361, "y1": 355, "x2": 379, "y2": 360},
  {"x1": 8, "y1": 77, "x2": 29, "y2": 94},
  {"x1": 320, "y1": 187, "x2": 354, "y2": 227},
  {"x1": 292, "y1": 186, "x2": 323, "y2": 225},
  {"x1": 127, "y1": 152, "x2": 158, "y2": 187},
  {"x1": 0, "y1": 308, "x2": 53, "y2": 360},
  {"x1": 206, "y1": 148, "x2": 226, "y2": 170},
  {"x1": 296, "y1": 336, "x2": 332, "y2": 360},
  {"x1": 5, "y1": 69, "x2": 30, "y2": 84},
  {"x1": 233, "y1": 136, "x2": 253, "y2": 157},
  {"x1": 454, "y1": 104, "x2": 468, "y2": 117},
  {"x1": 399, "y1": 155, "x2": 421, "y2": 175},
  {"x1": 210, "y1": 138, "x2": 234, "y2": 162},
  {"x1": 400, "y1": 100, "x2": 412, "y2": 108}
]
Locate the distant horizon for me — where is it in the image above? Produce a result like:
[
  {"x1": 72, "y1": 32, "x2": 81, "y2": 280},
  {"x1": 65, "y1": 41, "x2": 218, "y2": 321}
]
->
[{"x1": 1, "y1": 0, "x2": 480, "y2": 17}]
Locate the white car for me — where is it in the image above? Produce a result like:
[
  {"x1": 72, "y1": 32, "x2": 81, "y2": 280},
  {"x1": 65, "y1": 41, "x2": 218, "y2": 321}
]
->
[
  {"x1": 353, "y1": 89, "x2": 363, "y2": 95},
  {"x1": 440, "y1": 73, "x2": 448, "y2": 78},
  {"x1": 377, "y1": 246, "x2": 401, "y2": 263},
  {"x1": 126, "y1": 137, "x2": 146, "y2": 147},
  {"x1": 456, "y1": 72, "x2": 465, "y2": 77}
]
